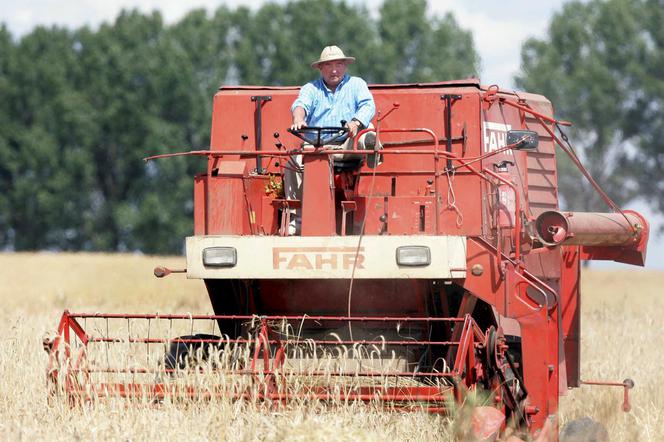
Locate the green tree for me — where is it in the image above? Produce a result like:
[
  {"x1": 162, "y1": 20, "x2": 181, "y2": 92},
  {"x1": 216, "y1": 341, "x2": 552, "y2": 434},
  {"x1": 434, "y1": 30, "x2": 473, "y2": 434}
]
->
[
  {"x1": 0, "y1": 25, "x2": 15, "y2": 246},
  {"x1": 131, "y1": 8, "x2": 233, "y2": 253},
  {"x1": 0, "y1": 0, "x2": 480, "y2": 254},
  {"x1": 374, "y1": 0, "x2": 479, "y2": 83},
  {"x1": 72, "y1": 11, "x2": 170, "y2": 250},
  {"x1": 72, "y1": 9, "x2": 233, "y2": 252},
  {"x1": 2, "y1": 25, "x2": 96, "y2": 250},
  {"x1": 622, "y1": 0, "x2": 664, "y2": 217},
  {"x1": 228, "y1": 0, "x2": 479, "y2": 86},
  {"x1": 230, "y1": 0, "x2": 377, "y2": 86},
  {"x1": 516, "y1": 0, "x2": 663, "y2": 215}
]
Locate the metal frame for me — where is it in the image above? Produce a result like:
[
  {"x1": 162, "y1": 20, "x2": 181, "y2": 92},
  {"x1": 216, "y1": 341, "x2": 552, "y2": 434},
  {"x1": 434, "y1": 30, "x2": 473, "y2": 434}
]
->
[{"x1": 47, "y1": 311, "x2": 486, "y2": 410}]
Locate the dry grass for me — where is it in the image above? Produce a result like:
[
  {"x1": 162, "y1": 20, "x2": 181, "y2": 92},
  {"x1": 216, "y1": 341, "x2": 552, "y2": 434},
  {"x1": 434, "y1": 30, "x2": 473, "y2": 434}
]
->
[
  {"x1": 559, "y1": 269, "x2": 664, "y2": 441},
  {"x1": 0, "y1": 253, "x2": 450, "y2": 441},
  {"x1": 0, "y1": 252, "x2": 662, "y2": 440}
]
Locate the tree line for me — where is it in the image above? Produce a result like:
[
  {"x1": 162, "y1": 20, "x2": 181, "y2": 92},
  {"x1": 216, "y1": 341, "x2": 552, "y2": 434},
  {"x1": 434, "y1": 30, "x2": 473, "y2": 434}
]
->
[
  {"x1": 0, "y1": 0, "x2": 479, "y2": 253},
  {"x1": 1, "y1": 0, "x2": 662, "y2": 254},
  {"x1": 516, "y1": 0, "x2": 664, "y2": 218}
]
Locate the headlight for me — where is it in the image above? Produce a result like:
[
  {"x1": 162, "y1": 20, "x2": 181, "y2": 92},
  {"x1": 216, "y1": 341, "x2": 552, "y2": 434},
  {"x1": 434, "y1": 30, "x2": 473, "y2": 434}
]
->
[
  {"x1": 203, "y1": 247, "x2": 237, "y2": 267},
  {"x1": 396, "y1": 246, "x2": 431, "y2": 267}
]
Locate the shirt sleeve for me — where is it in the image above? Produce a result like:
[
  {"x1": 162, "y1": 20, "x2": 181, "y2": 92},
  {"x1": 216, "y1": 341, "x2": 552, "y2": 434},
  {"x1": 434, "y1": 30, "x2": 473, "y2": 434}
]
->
[
  {"x1": 291, "y1": 82, "x2": 316, "y2": 115},
  {"x1": 352, "y1": 78, "x2": 376, "y2": 127}
]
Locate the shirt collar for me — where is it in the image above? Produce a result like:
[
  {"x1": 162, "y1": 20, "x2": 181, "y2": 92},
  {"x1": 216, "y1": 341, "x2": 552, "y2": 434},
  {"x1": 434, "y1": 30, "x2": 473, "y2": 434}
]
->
[{"x1": 320, "y1": 74, "x2": 350, "y2": 93}]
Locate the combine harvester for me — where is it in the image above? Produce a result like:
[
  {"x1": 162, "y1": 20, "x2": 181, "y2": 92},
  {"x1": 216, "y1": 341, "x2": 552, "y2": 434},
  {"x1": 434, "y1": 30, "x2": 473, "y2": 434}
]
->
[{"x1": 46, "y1": 80, "x2": 648, "y2": 440}]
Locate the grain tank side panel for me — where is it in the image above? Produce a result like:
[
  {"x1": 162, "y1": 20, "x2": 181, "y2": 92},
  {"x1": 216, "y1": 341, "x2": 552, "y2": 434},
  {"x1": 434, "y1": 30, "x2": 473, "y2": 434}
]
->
[
  {"x1": 365, "y1": 86, "x2": 485, "y2": 237},
  {"x1": 520, "y1": 94, "x2": 559, "y2": 216},
  {"x1": 209, "y1": 88, "x2": 301, "y2": 175}
]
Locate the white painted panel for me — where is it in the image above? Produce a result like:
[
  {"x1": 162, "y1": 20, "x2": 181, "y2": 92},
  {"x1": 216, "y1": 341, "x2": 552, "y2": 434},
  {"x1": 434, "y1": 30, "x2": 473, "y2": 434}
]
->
[{"x1": 186, "y1": 235, "x2": 467, "y2": 279}]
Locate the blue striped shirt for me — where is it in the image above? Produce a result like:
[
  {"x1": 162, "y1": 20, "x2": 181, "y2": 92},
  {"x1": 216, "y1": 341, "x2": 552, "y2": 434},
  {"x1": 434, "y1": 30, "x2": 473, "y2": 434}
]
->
[{"x1": 291, "y1": 74, "x2": 375, "y2": 128}]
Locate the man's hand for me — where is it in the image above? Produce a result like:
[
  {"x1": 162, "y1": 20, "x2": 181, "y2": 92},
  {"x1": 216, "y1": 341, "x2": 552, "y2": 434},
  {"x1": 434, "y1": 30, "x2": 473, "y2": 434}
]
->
[
  {"x1": 346, "y1": 119, "x2": 361, "y2": 136},
  {"x1": 291, "y1": 106, "x2": 307, "y2": 131},
  {"x1": 290, "y1": 120, "x2": 307, "y2": 131}
]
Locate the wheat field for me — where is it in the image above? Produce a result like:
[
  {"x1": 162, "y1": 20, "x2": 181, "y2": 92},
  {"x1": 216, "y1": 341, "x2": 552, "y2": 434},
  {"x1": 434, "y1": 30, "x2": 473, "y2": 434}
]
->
[{"x1": 0, "y1": 252, "x2": 662, "y2": 441}]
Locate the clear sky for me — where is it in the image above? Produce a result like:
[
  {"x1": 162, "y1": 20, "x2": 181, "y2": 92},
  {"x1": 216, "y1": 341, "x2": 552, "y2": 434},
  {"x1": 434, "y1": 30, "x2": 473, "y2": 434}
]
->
[{"x1": 1, "y1": 0, "x2": 662, "y2": 268}]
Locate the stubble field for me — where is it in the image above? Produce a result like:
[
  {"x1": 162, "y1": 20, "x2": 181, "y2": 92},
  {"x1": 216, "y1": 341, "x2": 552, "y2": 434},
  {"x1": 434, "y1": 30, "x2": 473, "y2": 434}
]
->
[{"x1": 0, "y1": 252, "x2": 662, "y2": 441}]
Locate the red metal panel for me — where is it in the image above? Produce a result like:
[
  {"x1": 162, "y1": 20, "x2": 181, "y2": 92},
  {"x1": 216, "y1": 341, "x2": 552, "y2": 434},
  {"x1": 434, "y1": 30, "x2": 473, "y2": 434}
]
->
[
  {"x1": 386, "y1": 196, "x2": 435, "y2": 235},
  {"x1": 207, "y1": 176, "x2": 246, "y2": 234},
  {"x1": 561, "y1": 246, "x2": 581, "y2": 388},
  {"x1": 301, "y1": 155, "x2": 336, "y2": 236},
  {"x1": 525, "y1": 188, "x2": 558, "y2": 207},
  {"x1": 526, "y1": 151, "x2": 557, "y2": 171},
  {"x1": 524, "y1": 115, "x2": 558, "y2": 216},
  {"x1": 207, "y1": 85, "x2": 488, "y2": 237},
  {"x1": 257, "y1": 279, "x2": 428, "y2": 317},
  {"x1": 438, "y1": 173, "x2": 483, "y2": 236},
  {"x1": 242, "y1": 175, "x2": 271, "y2": 235},
  {"x1": 481, "y1": 101, "x2": 528, "y2": 238},
  {"x1": 193, "y1": 173, "x2": 207, "y2": 235},
  {"x1": 356, "y1": 175, "x2": 393, "y2": 198},
  {"x1": 353, "y1": 196, "x2": 387, "y2": 235},
  {"x1": 525, "y1": 170, "x2": 557, "y2": 189},
  {"x1": 205, "y1": 161, "x2": 255, "y2": 235},
  {"x1": 387, "y1": 175, "x2": 431, "y2": 197},
  {"x1": 462, "y1": 238, "x2": 561, "y2": 430},
  {"x1": 261, "y1": 194, "x2": 279, "y2": 235},
  {"x1": 523, "y1": 119, "x2": 556, "y2": 139},
  {"x1": 210, "y1": 89, "x2": 304, "y2": 174}
]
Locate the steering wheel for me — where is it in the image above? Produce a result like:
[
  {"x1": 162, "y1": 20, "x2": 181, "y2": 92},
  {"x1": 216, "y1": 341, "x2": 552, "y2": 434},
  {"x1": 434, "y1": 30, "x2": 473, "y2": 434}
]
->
[{"x1": 287, "y1": 125, "x2": 349, "y2": 147}]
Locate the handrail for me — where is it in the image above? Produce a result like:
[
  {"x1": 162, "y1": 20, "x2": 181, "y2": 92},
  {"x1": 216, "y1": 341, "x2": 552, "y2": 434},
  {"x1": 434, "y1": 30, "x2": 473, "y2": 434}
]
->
[
  {"x1": 144, "y1": 142, "x2": 522, "y2": 162},
  {"x1": 472, "y1": 236, "x2": 560, "y2": 311},
  {"x1": 498, "y1": 98, "x2": 572, "y2": 127},
  {"x1": 145, "y1": 133, "x2": 532, "y2": 254},
  {"x1": 353, "y1": 127, "x2": 441, "y2": 233}
]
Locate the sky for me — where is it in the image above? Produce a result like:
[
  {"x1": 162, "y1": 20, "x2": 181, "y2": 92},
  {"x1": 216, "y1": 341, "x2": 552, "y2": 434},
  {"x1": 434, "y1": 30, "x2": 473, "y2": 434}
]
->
[
  {"x1": 1, "y1": 0, "x2": 662, "y2": 268},
  {"x1": 2, "y1": 0, "x2": 568, "y2": 88}
]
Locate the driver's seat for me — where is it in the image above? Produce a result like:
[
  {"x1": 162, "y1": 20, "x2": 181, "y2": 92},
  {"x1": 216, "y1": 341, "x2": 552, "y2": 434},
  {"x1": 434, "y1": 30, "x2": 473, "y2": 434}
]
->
[{"x1": 333, "y1": 157, "x2": 364, "y2": 172}]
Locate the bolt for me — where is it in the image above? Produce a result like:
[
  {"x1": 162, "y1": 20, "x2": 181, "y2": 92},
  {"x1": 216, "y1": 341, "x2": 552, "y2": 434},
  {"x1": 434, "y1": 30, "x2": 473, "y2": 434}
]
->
[{"x1": 471, "y1": 264, "x2": 484, "y2": 276}]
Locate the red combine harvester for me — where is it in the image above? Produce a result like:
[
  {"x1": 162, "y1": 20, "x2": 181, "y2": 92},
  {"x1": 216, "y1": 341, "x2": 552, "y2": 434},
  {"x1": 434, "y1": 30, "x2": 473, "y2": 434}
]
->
[{"x1": 47, "y1": 80, "x2": 648, "y2": 439}]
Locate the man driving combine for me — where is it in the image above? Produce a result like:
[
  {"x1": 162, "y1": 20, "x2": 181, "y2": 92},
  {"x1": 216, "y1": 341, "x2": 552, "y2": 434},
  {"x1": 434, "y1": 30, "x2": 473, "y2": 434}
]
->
[
  {"x1": 286, "y1": 45, "x2": 377, "y2": 234},
  {"x1": 290, "y1": 45, "x2": 375, "y2": 136}
]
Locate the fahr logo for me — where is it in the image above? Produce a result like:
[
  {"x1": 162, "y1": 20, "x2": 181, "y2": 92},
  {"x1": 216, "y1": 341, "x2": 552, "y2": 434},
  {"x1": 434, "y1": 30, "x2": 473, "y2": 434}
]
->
[
  {"x1": 273, "y1": 247, "x2": 365, "y2": 270},
  {"x1": 483, "y1": 121, "x2": 512, "y2": 153}
]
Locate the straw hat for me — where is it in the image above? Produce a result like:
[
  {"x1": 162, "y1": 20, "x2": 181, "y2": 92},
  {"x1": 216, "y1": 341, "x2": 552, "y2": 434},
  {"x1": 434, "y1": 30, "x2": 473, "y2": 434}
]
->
[{"x1": 311, "y1": 46, "x2": 356, "y2": 68}]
